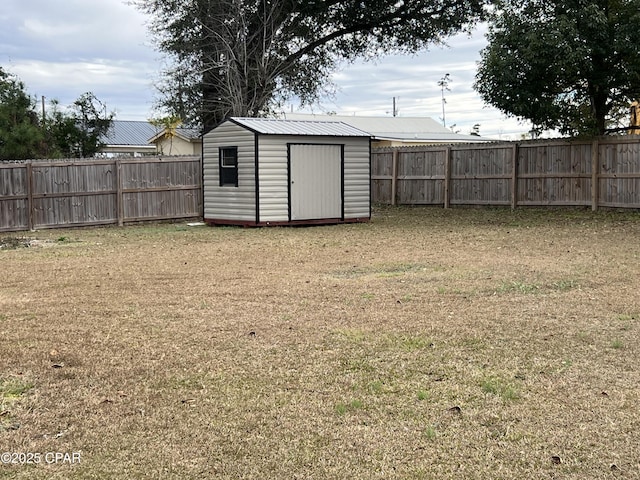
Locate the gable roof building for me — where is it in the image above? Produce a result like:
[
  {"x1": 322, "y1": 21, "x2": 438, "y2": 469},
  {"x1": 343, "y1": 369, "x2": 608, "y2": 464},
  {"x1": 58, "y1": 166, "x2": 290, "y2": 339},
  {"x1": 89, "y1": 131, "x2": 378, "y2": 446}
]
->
[
  {"x1": 203, "y1": 117, "x2": 371, "y2": 226},
  {"x1": 281, "y1": 113, "x2": 487, "y2": 146},
  {"x1": 148, "y1": 126, "x2": 203, "y2": 156},
  {"x1": 100, "y1": 120, "x2": 158, "y2": 156},
  {"x1": 100, "y1": 120, "x2": 202, "y2": 156}
]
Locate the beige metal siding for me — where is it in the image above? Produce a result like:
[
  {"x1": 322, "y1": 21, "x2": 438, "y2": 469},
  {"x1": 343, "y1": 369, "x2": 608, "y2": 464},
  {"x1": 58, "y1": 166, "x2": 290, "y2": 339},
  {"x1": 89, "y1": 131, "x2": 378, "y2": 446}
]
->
[
  {"x1": 254, "y1": 137, "x2": 289, "y2": 222},
  {"x1": 342, "y1": 138, "x2": 371, "y2": 219},
  {"x1": 203, "y1": 122, "x2": 256, "y2": 221},
  {"x1": 256, "y1": 135, "x2": 370, "y2": 222}
]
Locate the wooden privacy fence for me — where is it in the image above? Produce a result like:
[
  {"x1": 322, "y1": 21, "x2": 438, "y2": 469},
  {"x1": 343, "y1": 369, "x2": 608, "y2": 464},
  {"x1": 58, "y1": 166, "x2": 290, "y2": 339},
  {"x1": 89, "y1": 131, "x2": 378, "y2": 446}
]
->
[
  {"x1": 0, "y1": 156, "x2": 202, "y2": 232},
  {"x1": 372, "y1": 136, "x2": 640, "y2": 209}
]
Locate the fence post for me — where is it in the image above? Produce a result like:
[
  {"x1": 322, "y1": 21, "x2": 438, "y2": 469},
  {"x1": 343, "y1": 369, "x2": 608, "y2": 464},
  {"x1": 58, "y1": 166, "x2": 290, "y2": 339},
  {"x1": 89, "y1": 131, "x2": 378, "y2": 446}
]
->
[
  {"x1": 391, "y1": 149, "x2": 398, "y2": 206},
  {"x1": 444, "y1": 146, "x2": 451, "y2": 208},
  {"x1": 511, "y1": 143, "x2": 519, "y2": 210},
  {"x1": 591, "y1": 139, "x2": 599, "y2": 211},
  {"x1": 27, "y1": 162, "x2": 34, "y2": 230},
  {"x1": 116, "y1": 159, "x2": 124, "y2": 226}
]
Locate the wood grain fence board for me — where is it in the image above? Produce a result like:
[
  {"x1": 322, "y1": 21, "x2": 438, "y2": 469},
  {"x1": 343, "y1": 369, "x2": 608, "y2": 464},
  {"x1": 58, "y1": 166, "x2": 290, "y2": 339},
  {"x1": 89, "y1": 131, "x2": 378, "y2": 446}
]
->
[
  {"x1": 0, "y1": 164, "x2": 29, "y2": 231},
  {"x1": 450, "y1": 147, "x2": 512, "y2": 204},
  {"x1": 395, "y1": 149, "x2": 446, "y2": 205},
  {"x1": 0, "y1": 156, "x2": 202, "y2": 232},
  {"x1": 599, "y1": 141, "x2": 640, "y2": 207},
  {"x1": 120, "y1": 158, "x2": 201, "y2": 222},
  {"x1": 516, "y1": 141, "x2": 593, "y2": 206},
  {"x1": 371, "y1": 137, "x2": 640, "y2": 209},
  {"x1": 371, "y1": 151, "x2": 393, "y2": 204}
]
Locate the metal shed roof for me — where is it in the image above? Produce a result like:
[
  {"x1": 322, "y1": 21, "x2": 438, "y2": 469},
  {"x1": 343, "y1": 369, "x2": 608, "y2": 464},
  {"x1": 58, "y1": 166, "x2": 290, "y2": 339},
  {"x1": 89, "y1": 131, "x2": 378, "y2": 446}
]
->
[{"x1": 229, "y1": 117, "x2": 370, "y2": 137}]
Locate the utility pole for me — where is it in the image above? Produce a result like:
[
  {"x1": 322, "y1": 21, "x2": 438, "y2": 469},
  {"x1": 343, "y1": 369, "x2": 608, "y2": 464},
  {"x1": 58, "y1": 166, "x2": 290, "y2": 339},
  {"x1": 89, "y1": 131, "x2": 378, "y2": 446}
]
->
[
  {"x1": 392, "y1": 97, "x2": 398, "y2": 117},
  {"x1": 41, "y1": 96, "x2": 46, "y2": 126},
  {"x1": 437, "y1": 74, "x2": 451, "y2": 127}
]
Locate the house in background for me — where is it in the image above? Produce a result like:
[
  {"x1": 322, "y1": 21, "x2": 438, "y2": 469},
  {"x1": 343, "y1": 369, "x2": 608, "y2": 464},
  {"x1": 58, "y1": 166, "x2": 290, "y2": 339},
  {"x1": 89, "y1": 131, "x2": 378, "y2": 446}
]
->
[
  {"x1": 282, "y1": 113, "x2": 487, "y2": 147},
  {"x1": 100, "y1": 114, "x2": 480, "y2": 156},
  {"x1": 100, "y1": 120, "x2": 202, "y2": 156},
  {"x1": 148, "y1": 126, "x2": 202, "y2": 156},
  {"x1": 100, "y1": 120, "x2": 158, "y2": 156}
]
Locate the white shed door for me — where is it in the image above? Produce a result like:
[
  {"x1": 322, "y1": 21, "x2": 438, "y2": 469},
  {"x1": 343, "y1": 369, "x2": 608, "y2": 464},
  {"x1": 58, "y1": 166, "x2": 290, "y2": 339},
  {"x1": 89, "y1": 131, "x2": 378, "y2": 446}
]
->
[{"x1": 290, "y1": 144, "x2": 342, "y2": 221}]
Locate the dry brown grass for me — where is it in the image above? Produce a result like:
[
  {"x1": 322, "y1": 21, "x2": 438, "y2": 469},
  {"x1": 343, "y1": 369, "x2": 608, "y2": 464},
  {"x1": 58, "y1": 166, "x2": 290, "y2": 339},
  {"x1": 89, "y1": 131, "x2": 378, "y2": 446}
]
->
[{"x1": 1, "y1": 206, "x2": 639, "y2": 479}]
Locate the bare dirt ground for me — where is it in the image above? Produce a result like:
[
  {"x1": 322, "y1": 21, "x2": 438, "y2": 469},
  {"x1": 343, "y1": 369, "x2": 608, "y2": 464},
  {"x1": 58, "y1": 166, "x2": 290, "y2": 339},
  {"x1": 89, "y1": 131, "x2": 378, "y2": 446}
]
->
[{"x1": 1, "y1": 206, "x2": 639, "y2": 479}]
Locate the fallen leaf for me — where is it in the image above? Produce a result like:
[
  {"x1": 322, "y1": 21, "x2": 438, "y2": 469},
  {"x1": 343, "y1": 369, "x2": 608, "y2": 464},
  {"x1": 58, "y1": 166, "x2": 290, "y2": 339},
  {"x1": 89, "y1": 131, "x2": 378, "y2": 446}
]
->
[
  {"x1": 448, "y1": 406, "x2": 462, "y2": 415},
  {"x1": 51, "y1": 363, "x2": 64, "y2": 369},
  {"x1": 551, "y1": 455, "x2": 562, "y2": 465}
]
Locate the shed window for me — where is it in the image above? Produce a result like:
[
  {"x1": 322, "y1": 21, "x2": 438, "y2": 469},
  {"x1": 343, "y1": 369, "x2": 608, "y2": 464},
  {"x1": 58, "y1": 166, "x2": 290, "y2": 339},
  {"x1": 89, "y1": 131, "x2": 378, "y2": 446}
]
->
[{"x1": 219, "y1": 147, "x2": 238, "y2": 186}]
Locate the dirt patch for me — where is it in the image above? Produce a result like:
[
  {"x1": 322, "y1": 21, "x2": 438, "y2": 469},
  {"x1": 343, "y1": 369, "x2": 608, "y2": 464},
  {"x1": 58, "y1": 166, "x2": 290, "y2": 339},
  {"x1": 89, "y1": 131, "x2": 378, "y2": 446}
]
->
[
  {"x1": 1, "y1": 206, "x2": 639, "y2": 479},
  {"x1": 0, "y1": 236, "x2": 62, "y2": 249},
  {"x1": 0, "y1": 236, "x2": 34, "y2": 249}
]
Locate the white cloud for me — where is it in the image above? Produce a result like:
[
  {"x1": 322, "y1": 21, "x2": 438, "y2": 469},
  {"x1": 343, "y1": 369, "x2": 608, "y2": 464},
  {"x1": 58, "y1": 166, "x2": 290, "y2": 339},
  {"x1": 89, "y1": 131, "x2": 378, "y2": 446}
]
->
[
  {"x1": 1, "y1": 4, "x2": 533, "y2": 137},
  {"x1": 10, "y1": 58, "x2": 156, "y2": 120},
  {"x1": 314, "y1": 31, "x2": 533, "y2": 139},
  {"x1": 2, "y1": 0, "x2": 158, "y2": 119}
]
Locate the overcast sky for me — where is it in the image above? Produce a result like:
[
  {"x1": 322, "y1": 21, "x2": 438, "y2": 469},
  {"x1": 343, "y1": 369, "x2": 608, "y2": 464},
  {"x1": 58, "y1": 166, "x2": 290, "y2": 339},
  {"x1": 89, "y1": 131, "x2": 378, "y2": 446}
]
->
[{"x1": 1, "y1": 0, "x2": 533, "y2": 140}]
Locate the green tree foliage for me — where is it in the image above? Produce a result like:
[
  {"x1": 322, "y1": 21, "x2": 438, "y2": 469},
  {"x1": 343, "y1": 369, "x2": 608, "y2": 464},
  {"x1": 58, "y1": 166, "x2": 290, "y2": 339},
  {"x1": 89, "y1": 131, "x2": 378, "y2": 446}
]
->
[
  {"x1": 0, "y1": 67, "x2": 114, "y2": 160},
  {"x1": 61, "y1": 92, "x2": 114, "y2": 158},
  {"x1": 0, "y1": 67, "x2": 43, "y2": 160},
  {"x1": 149, "y1": 115, "x2": 183, "y2": 155},
  {"x1": 475, "y1": 0, "x2": 640, "y2": 136},
  {"x1": 133, "y1": 0, "x2": 488, "y2": 130}
]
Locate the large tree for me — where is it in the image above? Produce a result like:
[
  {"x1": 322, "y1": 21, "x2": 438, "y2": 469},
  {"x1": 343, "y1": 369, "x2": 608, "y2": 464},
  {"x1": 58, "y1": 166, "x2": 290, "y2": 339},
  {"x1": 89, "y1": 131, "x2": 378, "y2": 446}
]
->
[
  {"x1": 475, "y1": 0, "x2": 640, "y2": 136},
  {"x1": 133, "y1": 0, "x2": 488, "y2": 131}
]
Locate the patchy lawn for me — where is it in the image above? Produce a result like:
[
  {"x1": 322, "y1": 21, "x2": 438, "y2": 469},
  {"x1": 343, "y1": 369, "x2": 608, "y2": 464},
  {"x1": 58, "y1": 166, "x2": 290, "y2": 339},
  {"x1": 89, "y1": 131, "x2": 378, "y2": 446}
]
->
[{"x1": 1, "y1": 206, "x2": 639, "y2": 479}]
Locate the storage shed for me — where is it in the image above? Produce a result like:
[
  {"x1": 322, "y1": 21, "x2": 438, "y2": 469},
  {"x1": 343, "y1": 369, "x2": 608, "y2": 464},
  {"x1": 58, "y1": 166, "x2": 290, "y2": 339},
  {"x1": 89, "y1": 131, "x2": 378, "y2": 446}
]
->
[{"x1": 203, "y1": 117, "x2": 371, "y2": 226}]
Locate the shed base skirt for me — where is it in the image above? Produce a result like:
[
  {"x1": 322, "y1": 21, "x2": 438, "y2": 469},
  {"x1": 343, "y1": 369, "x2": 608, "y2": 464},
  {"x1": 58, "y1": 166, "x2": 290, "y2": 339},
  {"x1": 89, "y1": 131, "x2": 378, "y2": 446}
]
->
[{"x1": 204, "y1": 217, "x2": 370, "y2": 227}]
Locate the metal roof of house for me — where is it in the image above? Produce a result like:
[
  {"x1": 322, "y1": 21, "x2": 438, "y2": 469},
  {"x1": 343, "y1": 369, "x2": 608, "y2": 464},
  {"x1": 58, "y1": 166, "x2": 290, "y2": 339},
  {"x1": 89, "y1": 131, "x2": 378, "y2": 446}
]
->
[
  {"x1": 228, "y1": 117, "x2": 370, "y2": 137},
  {"x1": 175, "y1": 126, "x2": 202, "y2": 140},
  {"x1": 148, "y1": 125, "x2": 203, "y2": 143},
  {"x1": 282, "y1": 113, "x2": 487, "y2": 143},
  {"x1": 102, "y1": 121, "x2": 202, "y2": 146},
  {"x1": 101, "y1": 120, "x2": 158, "y2": 146}
]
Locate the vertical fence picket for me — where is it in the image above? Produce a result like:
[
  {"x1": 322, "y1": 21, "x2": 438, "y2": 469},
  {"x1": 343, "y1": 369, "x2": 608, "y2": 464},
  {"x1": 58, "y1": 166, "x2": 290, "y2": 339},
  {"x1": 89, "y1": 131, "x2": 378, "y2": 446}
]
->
[
  {"x1": 391, "y1": 150, "x2": 398, "y2": 206},
  {"x1": 27, "y1": 162, "x2": 34, "y2": 230},
  {"x1": 591, "y1": 140, "x2": 599, "y2": 211},
  {"x1": 444, "y1": 146, "x2": 451, "y2": 209},
  {"x1": 511, "y1": 143, "x2": 519, "y2": 210}
]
